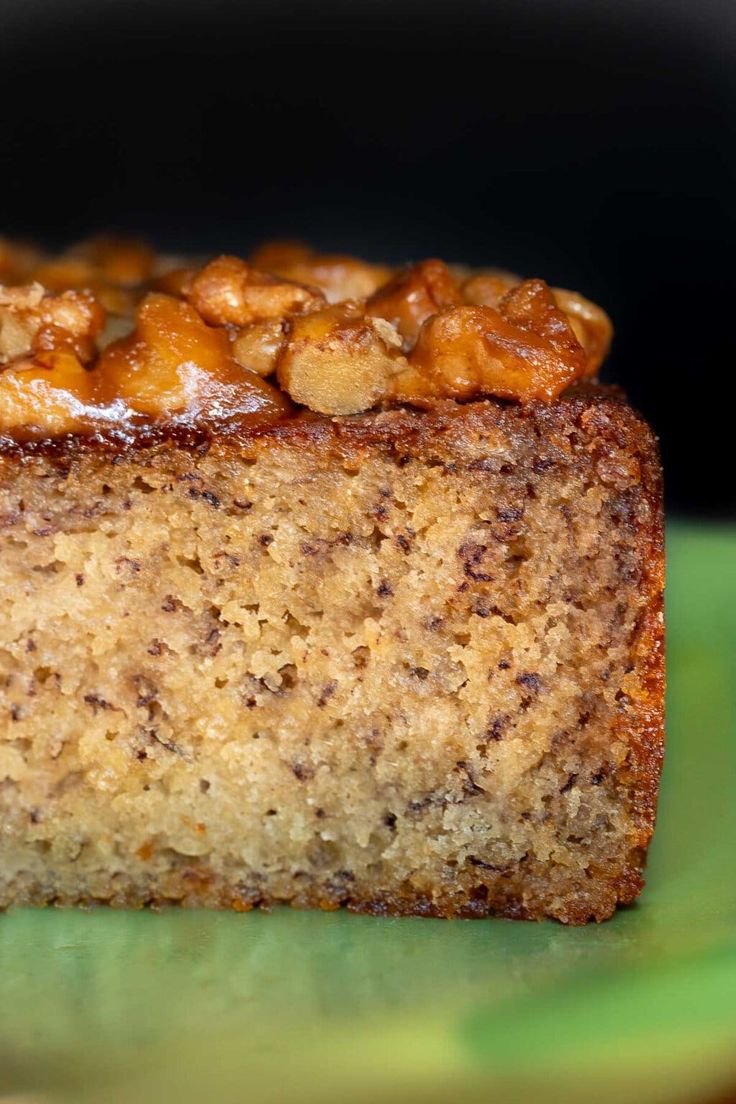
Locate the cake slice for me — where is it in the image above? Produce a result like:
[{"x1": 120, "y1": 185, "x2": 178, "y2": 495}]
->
[{"x1": 0, "y1": 242, "x2": 664, "y2": 923}]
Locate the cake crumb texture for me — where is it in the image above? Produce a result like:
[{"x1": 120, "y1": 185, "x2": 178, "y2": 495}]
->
[{"x1": 0, "y1": 394, "x2": 664, "y2": 923}]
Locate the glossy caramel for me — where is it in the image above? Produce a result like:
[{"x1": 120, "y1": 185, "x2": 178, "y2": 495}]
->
[
  {"x1": 0, "y1": 238, "x2": 613, "y2": 439},
  {"x1": 98, "y1": 293, "x2": 289, "y2": 420}
]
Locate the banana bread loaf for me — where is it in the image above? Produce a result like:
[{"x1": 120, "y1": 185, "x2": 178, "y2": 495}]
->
[{"x1": 0, "y1": 239, "x2": 664, "y2": 923}]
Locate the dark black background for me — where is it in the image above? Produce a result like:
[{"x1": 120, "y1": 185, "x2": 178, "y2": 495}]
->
[{"x1": 1, "y1": 0, "x2": 734, "y2": 513}]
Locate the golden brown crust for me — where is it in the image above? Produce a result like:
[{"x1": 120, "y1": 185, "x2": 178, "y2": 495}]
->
[
  {"x1": 0, "y1": 381, "x2": 646, "y2": 459},
  {"x1": 0, "y1": 866, "x2": 637, "y2": 923}
]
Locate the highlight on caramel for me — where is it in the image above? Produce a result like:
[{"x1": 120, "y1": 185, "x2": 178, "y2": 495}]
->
[{"x1": 0, "y1": 236, "x2": 612, "y2": 440}]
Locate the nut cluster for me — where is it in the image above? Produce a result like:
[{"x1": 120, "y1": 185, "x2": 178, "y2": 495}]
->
[{"x1": 0, "y1": 236, "x2": 612, "y2": 439}]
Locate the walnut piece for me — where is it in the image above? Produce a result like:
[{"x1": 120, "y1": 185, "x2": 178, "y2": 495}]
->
[
  {"x1": 462, "y1": 272, "x2": 612, "y2": 377},
  {"x1": 67, "y1": 236, "x2": 156, "y2": 287},
  {"x1": 552, "y1": 288, "x2": 613, "y2": 377},
  {"x1": 0, "y1": 350, "x2": 99, "y2": 434},
  {"x1": 187, "y1": 255, "x2": 324, "y2": 327},
  {"x1": 0, "y1": 310, "x2": 35, "y2": 363},
  {"x1": 462, "y1": 271, "x2": 520, "y2": 308},
  {"x1": 252, "y1": 242, "x2": 393, "y2": 303},
  {"x1": 30, "y1": 239, "x2": 157, "y2": 316},
  {"x1": 35, "y1": 289, "x2": 106, "y2": 362},
  {"x1": 0, "y1": 242, "x2": 615, "y2": 437},
  {"x1": 98, "y1": 292, "x2": 289, "y2": 420},
  {"x1": 367, "y1": 260, "x2": 462, "y2": 349},
  {"x1": 0, "y1": 284, "x2": 44, "y2": 363},
  {"x1": 0, "y1": 283, "x2": 110, "y2": 434},
  {"x1": 393, "y1": 279, "x2": 586, "y2": 403},
  {"x1": 276, "y1": 302, "x2": 405, "y2": 415},
  {"x1": 231, "y1": 319, "x2": 285, "y2": 377},
  {"x1": 0, "y1": 284, "x2": 104, "y2": 365},
  {"x1": 155, "y1": 266, "x2": 196, "y2": 298}
]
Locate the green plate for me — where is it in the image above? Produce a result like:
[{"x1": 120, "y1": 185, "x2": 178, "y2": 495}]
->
[{"x1": 1, "y1": 523, "x2": 735, "y2": 1104}]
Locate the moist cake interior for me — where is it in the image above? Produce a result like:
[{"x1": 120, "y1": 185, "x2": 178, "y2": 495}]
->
[{"x1": 0, "y1": 398, "x2": 663, "y2": 923}]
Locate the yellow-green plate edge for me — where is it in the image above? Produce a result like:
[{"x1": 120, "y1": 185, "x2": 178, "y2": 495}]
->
[{"x1": 1, "y1": 521, "x2": 734, "y2": 1104}]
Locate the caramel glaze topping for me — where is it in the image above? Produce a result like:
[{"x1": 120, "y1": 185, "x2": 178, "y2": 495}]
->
[{"x1": 0, "y1": 236, "x2": 613, "y2": 441}]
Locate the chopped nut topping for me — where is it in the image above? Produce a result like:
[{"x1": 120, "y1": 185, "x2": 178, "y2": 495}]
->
[
  {"x1": 551, "y1": 288, "x2": 613, "y2": 377},
  {"x1": 0, "y1": 284, "x2": 104, "y2": 365},
  {"x1": 0, "y1": 284, "x2": 44, "y2": 310},
  {"x1": 0, "y1": 238, "x2": 613, "y2": 439},
  {"x1": 232, "y1": 319, "x2": 286, "y2": 377},
  {"x1": 393, "y1": 279, "x2": 586, "y2": 404},
  {"x1": 367, "y1": 260, "x2": 462, "y2": 349},
  {"x1": 155, "y1": 266, "x2": 196, "y2": 299},
  {"x1": 0, "y1": 350, "x2": 99, "y2": 435},
  {"x1": 67, "y1": 236, "x2": 156, "y2": 287},
  {"x1": 276, "y1": 302, "x2": 405, "y2": 415},
  {"x1": 462, "y1": 272, "x2": 612, "y2": 377},
  {"x1": 35, "y1": 289, "x2": 106, "y2": 363},
  {"x1": 251, "y1": 242, "x2": 393, "y2": 303},
  {"x1": 0, "y1": 310, "x2": 35, "y2": 364},
  {"x1": 187, "y1": 255, "x2": 324, "y2": 327},
  {"x1": 0, "y1": 284, "x2": 114, "y2": 434},
  {"x1": 7, "y1": 236, "x2": 157, "y2": 317},
  {"x1": 98, "y1": 293, "x2": 289, "y2": 419},
  {"x1": 0, "y1": 285, "x2": 44, "y2": 364},
  {"x1": 462, "y1": 271, "x2": 521, "y2": 309}
]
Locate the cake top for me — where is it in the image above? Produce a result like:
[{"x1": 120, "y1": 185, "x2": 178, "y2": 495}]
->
[{"x1": 0, "y1": 236, "x2": 612, "y2": 441}]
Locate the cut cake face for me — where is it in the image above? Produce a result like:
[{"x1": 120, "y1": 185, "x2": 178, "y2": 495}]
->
[{"x1": 0, "y1": 238, "x2": 663, "y2": 923}]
